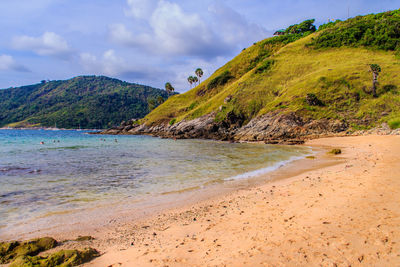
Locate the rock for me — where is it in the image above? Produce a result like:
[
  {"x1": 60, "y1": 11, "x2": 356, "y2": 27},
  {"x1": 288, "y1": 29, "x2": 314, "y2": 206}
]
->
[
  {"x1": 224, "y1": 95, "x2": 233, "y2": 103},
  {"x1": 75, "y1": 236, "x2": 95, "y2": 241},
  {"x1": 0, "y1": 237, "x2": 57, "y2": 264},
  {"x1": 9, "y1": 247, "x2": 99, "y2": 267},
  {"x1": 328, "y1": 149, "x2": 342, "y2": 155},
  {"x1": 95, "y1": 110, "x2": 354, "y2": 142}
]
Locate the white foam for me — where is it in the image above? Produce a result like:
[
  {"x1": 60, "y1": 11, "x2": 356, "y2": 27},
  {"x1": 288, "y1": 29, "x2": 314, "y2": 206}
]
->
[{"x1": 225, "y1": 153, "x2": 311, "y2": 181}]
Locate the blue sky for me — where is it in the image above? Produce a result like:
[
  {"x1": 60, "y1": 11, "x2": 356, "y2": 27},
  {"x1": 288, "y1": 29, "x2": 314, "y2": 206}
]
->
[{"x1": 0, "y1": 0, "x2": 398, "y2": 91}]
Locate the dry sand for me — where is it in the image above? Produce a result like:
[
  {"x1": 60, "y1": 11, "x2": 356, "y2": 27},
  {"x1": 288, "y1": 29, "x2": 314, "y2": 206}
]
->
[{"x1": 68, "y1": 136, "x2": 400, "y2": 266}]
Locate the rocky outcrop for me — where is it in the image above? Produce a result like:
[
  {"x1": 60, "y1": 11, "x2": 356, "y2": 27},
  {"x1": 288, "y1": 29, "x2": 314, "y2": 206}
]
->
[
  {"x1": 96, "y1": 111, "x2": 354, "y2": 144},
  {"x1": 234, "y1": 112, "x2": 348, "y2": 143}
]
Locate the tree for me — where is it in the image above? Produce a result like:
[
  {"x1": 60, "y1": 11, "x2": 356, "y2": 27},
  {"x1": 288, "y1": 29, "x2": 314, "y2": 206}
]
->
[
  {"x1": 195, "y1": 68, "x2": 203, "y2": 83},
  {"x1": 370, "y1": 64, "x2": 381, "y2": 97},
  {"x1": 192, "y1": 76, "x2": 199, "y2": 86},
  {"x1": 147, "y1": 98, "x2": 156, "y2": 111},
  {"x1": 187, "y1": 76, "x2": 195, "y2": 88},
  {"x1": 285, "y1": 19, "x2": 316, "y2": 34},
  {"x1": 165, "y1": 82, "x2": 174, "y2": 95},
  {"x1": 157, "y1": 96, "x2": 165, "y2": 105}
]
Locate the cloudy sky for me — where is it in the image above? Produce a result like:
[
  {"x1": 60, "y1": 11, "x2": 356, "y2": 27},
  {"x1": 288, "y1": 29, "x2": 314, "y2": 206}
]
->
[{"x1": 0, "y1": 0, "x2": 398, "y2": 92}]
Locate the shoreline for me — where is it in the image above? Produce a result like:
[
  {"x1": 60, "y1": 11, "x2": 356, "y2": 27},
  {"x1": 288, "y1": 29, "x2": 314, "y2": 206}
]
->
[
  {"x1": 2, "y1": 135, "x2": 399, "y2": 266},
  {"x1": 82, "y1": 135, "x2": 399, "y2": 266},
  {"x1": 0, "y1": 143, "x2": 330, "y2": 242}
]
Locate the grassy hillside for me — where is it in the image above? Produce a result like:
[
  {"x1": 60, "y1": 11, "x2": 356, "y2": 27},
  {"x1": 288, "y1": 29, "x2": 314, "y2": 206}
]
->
[
  {"x1": 0, "y1": 76, "x2": 170, "y2": 129},
  {"x1": 143, "y1": 9, "x2": 400, "y2": 130}
]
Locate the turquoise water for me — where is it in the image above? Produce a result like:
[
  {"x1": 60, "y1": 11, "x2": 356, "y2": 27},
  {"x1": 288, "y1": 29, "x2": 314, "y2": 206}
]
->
[{"x1": 0, "y1": 129, "x2": 310, "y2": 236}]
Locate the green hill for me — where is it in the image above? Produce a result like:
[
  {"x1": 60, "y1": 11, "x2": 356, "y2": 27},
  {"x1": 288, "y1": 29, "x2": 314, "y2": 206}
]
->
[
  {"x1": 0, "y1": 76, "x2": 171, "y2": 129},
  {"x1": 134, "y1": 9, "x2": 400, "y2": 140}
]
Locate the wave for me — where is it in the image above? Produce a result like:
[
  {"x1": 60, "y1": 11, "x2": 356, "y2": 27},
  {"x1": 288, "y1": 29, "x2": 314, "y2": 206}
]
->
[
  {"x1": 0, "y1": 166, "x2": 42, "y2": 175},
  {"x1": 42, "y1": 145, "x2": 88, "y2": 151},
  {"x1": 225, "y1": 154, "x2": 310, "y2": 181}
]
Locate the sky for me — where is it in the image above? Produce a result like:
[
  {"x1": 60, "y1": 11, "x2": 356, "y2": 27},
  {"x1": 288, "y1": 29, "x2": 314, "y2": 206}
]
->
[{"x1": 0, "y1": 0, "x2": 398, "y2": 92}]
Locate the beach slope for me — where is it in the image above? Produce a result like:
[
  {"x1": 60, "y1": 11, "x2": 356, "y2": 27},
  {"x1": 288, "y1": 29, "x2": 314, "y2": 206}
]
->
[{"x1": 86, "y1": 135, "x2": 400, "y2": 266}]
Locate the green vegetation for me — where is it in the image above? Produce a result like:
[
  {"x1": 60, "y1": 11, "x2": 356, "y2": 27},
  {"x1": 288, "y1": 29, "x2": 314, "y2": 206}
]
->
[
  {"x1": 195, "y1": 68, "x2": 204, "y2": 83},
  {"x1": 370, "y1": 64, "x2": 382, "y2": 97},
  {"x1": 207, "y1": 71, "x2": 233, "y2": 91},
  {"x1": 9, "y1": 248, "x2": 99, "y2": 267},
  {"x1": 255, "y1": 59, "x2": 274, "y2": 74},
  {"x1": 164, "y1": 82, "x2": 175, "y2": 95},
  {"x1": 1, "y1": 237, "x2": 99, "y2": 266},
  {"x1": 143, "y1": 9, "x2": 400, "y2": 130},
  {"x1": 0, "y1": 237, "x2": 57, "y2": 264},
  {"x1": 285, "y1": 19, "x2": 316, "y2": 34},
  {"x1": 0, "y1": 76, "x2": 172, "y2": 129},
  {"x1": 188, "y1": 76, "x2": 199, "y2": 88},
  {"x1": 309, "y1": 10, "x2": 400, "y2": 51},
  {"x1": 169, "y1": 118, "x2": 176, "y2": 125},
  {"x1": 388, "y1": 117, "x2": 400, "y2": 129}
]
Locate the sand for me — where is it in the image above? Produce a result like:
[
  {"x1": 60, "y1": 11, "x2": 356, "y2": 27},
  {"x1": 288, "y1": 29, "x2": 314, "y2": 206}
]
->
[
  {"x1": 70, "y1": 135, "x2": 399, "y2": 266},
  {"x1": 12, "y1": 135, "x2": 400, "y2": 266}
]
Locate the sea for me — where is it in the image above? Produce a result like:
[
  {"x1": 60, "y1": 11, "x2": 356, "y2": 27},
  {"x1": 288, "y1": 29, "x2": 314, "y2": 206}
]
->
[{"x1": 0, "y1": 129, "x2": 311, "y2": 239}]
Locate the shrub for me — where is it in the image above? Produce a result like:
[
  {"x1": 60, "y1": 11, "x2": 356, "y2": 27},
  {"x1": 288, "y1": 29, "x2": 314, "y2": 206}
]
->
[
  {"x1": 285, "y1": 19, "x2": 316, "y2": 34},
  {"x1": 207, "y1": 71, "x2": 233, "y2": 90},
  {"x1": 306, "y1": 93, "x2": 324, "y2": 106},
  {"x1": 317, "y1": 20, "x2": 342, "y2": 31},
  {"x1": 188, "y1": 102, "x2": 198, "y2": 110},
  {"x1": 388, "y1": 118, "x2": 400, "y2": 129},
  {"x1": 309, "y1": 9, "x2": 400, "y2": 51},
  {"x1": 169, "y1": 118, "x2": 176, "y2": 125},
  {"x1": 255, "y1": 60, "x2": 275, "y2": 74}
]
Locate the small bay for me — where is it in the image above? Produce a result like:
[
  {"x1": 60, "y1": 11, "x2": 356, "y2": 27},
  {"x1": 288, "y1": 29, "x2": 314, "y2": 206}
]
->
[{"x1": 0, "y1": 129, "x2": 310, "y2": 237}]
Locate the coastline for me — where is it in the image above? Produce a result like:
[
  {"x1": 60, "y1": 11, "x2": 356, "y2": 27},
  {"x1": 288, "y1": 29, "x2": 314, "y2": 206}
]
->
[
  {"x1": 2, "y1": 135, "x2": 399, "y2": 266},
  {"x1": 0, "y1": 142, "x2": 326, "y2": 242},
  {"x1": 81, "y1": 135, "x2": 399, "y2": 266}
]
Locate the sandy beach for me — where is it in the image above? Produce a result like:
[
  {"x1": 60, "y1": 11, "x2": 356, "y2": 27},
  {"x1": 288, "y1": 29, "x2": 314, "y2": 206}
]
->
[
  {"x1": 51, "y1": 135, "x2": 397, "y2": 267},
  {"x1": 3, "y1": 135, "x2": 398, "y2": 266}
]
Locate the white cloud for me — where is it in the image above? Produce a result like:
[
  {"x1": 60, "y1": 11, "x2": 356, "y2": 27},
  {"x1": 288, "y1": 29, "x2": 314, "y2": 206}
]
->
[
  {"x1": 104, "y1": 0, "x2": 270, "y2": 91},
  {"x1": 208, "y1": 2, "x2": 269, "y2": 45},
  {"x1": 0, "y1": 54, "x2": 29, "y2": 72},
  {"x1": 110, "y1": 0, "x2": 227, "y2": 58},
  {"x1": 110, "y1": 0, "x2": 268, "y2": 60},
  {"x1": 124, "y1": 0, "x2": 158, "y2": 19},
  {"x1": 80, "y1": 49, "x2": 143, "y2": 77},
  {"x1": 12, "y1": 32, "x2": 72, "y2": 58}
]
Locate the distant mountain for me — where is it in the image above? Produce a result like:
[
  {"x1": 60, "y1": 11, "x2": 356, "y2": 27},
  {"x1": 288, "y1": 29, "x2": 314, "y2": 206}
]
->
[{"x1": 0, "y1": 76, "x2": 172, "y2": 129}]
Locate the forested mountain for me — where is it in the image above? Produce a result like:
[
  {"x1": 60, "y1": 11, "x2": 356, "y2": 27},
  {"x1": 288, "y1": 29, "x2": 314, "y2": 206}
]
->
[{"x1": 0, "y1": 76, "x2": 171, "y2": 129}]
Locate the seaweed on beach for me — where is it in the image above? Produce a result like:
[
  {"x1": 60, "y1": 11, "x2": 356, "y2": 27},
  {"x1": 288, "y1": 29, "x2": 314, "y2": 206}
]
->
[
  {"x1": 9, "y1": 247, "x2": 99, "y2": 267},
  {"x1": 0, "y1": 237, "x2": 99, "y2": 266}
]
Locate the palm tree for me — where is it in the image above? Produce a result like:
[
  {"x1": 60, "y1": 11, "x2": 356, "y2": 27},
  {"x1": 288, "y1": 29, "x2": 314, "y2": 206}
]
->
[
  {"x1": 195, "y1": 68, "x2": 203, "y2": 83},
  {"x1": 157, "y1": 96, "x2": 165, "y2": 105},
  {"x1": 370, "y1": 64, "x2": 381, "y2": 97},
  {"x1": 192, "y1": 76, "x2": 199, "y2": 86},
  {"x1": 165, "y1": 82, "x2": 174, "y2": 95},
  {"x1": 187, "y1": 76, "x2": 194, "y2": 88}
]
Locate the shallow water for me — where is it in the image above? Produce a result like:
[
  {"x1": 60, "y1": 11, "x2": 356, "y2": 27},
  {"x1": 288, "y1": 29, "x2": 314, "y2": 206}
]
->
[{"x1": 0, "y1": 129, "x2": 311, "y2": 236}]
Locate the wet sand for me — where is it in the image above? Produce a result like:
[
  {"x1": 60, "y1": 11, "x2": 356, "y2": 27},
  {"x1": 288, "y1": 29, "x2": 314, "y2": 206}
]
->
[{"x1": 72, "y1": 135, "x2": 399, "y2": 266}]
